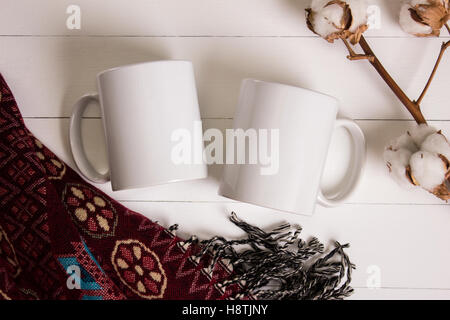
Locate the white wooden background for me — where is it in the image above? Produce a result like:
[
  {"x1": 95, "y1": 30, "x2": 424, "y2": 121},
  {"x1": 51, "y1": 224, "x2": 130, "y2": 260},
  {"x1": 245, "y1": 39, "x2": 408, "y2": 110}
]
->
[{"x1": 1, "y1": 0, "x2": 449, "y2": 299}]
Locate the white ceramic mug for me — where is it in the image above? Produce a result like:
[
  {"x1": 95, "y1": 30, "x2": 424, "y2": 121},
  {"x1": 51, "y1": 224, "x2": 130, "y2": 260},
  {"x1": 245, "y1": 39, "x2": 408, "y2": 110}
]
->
[
  {"x1": 219, "y1": 79, "x2": 366, "y2": 215},
  {"x1": 69, "y1": 61, "x2": 207, "y2": 191}
]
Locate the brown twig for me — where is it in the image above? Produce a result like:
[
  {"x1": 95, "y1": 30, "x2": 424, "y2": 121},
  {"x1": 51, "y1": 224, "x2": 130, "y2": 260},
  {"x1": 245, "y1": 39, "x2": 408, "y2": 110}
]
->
[
  {"x1": 416, "y1": 40, "x2": 450, "y2": 105},
  {"x1": 416, "y1": 23, "x2": 450, "y2": 105},
  {"x1": 340, "y1": 24, "x2": 450, "y2": 125},
  {"x1": 356, "y1": 35, "x2": 427, "y2": 125},
  {"x1": 342, "y1": 39, "x2": 374, "y2": 62}
]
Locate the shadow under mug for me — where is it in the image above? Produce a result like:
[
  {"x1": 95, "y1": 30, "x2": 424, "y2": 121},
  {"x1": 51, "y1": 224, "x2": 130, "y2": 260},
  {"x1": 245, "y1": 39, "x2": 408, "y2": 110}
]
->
[
  {"x1": 219, "y1": 79, "x2": 366, "y2": 215},
  {"x1": 69, "y1": 60, "x2": 207, "y2": 191}
]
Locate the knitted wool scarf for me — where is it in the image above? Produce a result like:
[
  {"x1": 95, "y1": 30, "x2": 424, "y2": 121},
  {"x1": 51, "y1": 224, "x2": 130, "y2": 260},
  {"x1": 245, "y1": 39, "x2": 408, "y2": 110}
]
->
[{"x1": 0, "y1": 73, "x2": 353, "y2": 300}]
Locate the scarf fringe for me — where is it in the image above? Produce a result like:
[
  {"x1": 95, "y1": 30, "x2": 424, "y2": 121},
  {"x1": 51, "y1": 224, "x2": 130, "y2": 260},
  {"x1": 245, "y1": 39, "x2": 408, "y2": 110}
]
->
[{"x1": 179, "y1": 212, "x2": 355, "y2": 300}]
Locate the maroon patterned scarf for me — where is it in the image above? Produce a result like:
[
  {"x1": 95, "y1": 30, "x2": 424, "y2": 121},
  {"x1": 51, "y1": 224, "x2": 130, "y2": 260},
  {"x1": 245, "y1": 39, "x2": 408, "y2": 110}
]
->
[{"x1": 0, "y1": 73, "x2": 353, "y2": 300}]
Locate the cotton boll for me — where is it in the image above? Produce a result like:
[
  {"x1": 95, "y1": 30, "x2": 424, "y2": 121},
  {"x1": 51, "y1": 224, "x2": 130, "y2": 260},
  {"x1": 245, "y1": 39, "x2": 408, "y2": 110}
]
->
[
  {"x1": 306, "y1": 0, "x2": 368, "y2": 44},
  {"x1": 384, "y1": 148, "x2": 415, "y2": 188},
  {"x1": 311, "y1": 0, "x2": 331, "y2": 12},
  {"x1": 384, "y1": 125, "x2": 450, "y2": 200},
  {"x1": 309, "y1": 2, "x2": 345, "y2": 38},
  {"x1": 410, "y1": 151, "x2": 447, "y2": 191},
  {"x1": 346, "y1": 0, "x2": 369, "y2": 33},
  {"x1": 310, "y1": 13, "x2": 336, "y2": 38},
  {"x1": 409, "y1": 124, "x2": 437, "y2": 147},
  {"x1": 421, "y1": 132, "x2": 450, "y2": 160},
  {"x1": 386, "y1": 132, "x2": 418, "y2": 153},
  {"x1": 400, "y1": 0, "x2": 450, "y2": 37},
  {"x1": 399, "y1": 2, "x2": 433, "y2": 36},
  {"x1": 321, "y1": 3, "x2": 346, "y2": 27},
  {"x1": 311, "y1": 10, "x2": 342, "y2": 38}
]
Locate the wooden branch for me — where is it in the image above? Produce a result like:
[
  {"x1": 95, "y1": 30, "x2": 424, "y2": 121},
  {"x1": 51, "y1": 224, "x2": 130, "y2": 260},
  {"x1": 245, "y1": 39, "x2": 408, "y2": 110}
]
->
[
  {"x1": 416, "y1": 40, "x2": 450, "y2": 105},
  {"x1": 338, "y1": 24, "x2": 450, "y2": 126},
  {"x1": 357, "y1": 36, "x2": 427, "y2": 125},
  {"x1": 342, "y1": 39, "x2": 374, "y2": 62}
]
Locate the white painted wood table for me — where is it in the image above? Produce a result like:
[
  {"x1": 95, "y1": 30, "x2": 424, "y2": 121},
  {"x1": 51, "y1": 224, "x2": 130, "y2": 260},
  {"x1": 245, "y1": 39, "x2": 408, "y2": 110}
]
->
[{"x1": 1, "y1": 0, "x2": 449, "y2": 299}]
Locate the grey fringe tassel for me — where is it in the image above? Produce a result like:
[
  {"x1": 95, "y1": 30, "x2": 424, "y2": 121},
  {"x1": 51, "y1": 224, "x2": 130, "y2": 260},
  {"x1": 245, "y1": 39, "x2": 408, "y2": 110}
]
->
[{"x1": 196, "y1": 212, "x2": 355, "y2": 300}]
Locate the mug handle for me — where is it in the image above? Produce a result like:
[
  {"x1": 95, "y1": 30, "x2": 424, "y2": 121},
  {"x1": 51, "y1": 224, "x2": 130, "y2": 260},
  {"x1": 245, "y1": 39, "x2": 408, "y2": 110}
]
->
[
  {"x1": 317, "y1": 119, "x2": 366, "y2": 207},
  {"x1": 69, "y1": 93, "x2": 110, "y2": 184}
]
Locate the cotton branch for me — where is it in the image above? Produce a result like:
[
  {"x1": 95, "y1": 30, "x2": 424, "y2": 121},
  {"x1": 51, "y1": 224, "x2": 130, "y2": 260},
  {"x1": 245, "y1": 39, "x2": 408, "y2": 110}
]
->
[
  {"x1": 416, "y1": 40, "x2": 450, "y2": 105},
  {"x1": 416, "y1": 24, "x2": 450, "y2": 105},
  {"x1": 341, "y1": 22, "x2": 450, "y2": 126},
  {"x1": 342, "y1": 38, "x2": 374, "y2": 62},
  {"x1": 342, "y1": 36, "x2": 427, "y2": 125},
  {"x1": 306, "y1": 0, "x2": 450, "y2": 202}
]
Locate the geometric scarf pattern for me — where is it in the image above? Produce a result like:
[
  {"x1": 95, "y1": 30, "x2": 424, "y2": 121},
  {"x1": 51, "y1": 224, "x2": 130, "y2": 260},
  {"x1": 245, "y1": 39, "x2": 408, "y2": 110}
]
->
[{"x1": 0, "y1": 73, "x2": 240, "y2": 300}]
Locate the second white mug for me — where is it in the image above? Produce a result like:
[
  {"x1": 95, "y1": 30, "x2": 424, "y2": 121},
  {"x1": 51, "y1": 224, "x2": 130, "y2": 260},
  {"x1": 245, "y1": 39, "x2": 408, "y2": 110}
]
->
[{"x1": 219, "y1": 79, "x2": 366, "y2": 215}]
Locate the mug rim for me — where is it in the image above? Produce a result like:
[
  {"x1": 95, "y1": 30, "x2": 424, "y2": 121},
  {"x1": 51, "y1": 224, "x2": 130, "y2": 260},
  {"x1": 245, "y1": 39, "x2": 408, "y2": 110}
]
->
[
  {"x1": 97, "y1": 60, "x2": 192, "y2": 78},
  {"x1": 242, "y1": 78, "x2": 339, "y2": 104}
]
